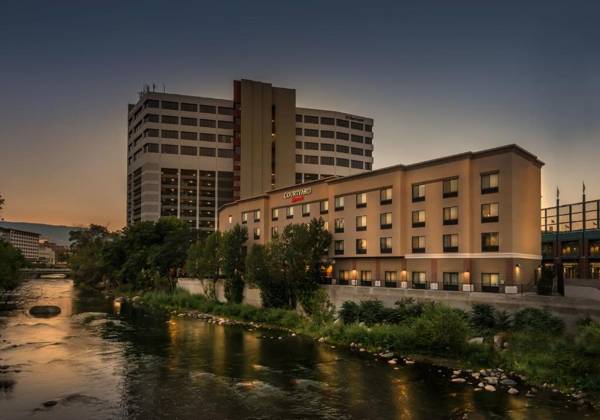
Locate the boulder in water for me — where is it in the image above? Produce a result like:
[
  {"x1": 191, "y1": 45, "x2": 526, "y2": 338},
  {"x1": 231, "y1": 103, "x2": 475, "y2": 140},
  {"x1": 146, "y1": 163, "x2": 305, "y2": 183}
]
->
[{"x1": 29, "y1": 306, "x2": 61, "y2": 318}]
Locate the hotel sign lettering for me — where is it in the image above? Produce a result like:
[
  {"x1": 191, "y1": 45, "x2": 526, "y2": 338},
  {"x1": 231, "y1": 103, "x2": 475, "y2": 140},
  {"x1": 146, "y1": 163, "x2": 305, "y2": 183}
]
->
[{"x1": 284, "y1": 187, "x2": 312, "y2": 203}]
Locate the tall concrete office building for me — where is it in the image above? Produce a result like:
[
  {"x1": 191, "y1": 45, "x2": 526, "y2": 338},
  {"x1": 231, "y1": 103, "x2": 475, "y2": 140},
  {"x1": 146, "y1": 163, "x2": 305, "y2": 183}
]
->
[{"x1": 126, "y1": 79, "x2": 374, "y2": 231}]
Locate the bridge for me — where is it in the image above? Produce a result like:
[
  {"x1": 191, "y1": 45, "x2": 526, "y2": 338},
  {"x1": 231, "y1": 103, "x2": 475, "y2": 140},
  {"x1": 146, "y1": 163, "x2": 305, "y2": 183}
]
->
[{"x1": 19, "y1": 267, "x2": 72, "y2": 279}]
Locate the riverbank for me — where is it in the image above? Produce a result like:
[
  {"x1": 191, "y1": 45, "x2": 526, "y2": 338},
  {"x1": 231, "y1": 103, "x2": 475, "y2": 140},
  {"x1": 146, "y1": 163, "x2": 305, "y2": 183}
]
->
[{"x1": 131, "y1": 289, "x2": 600, "y2": 410}]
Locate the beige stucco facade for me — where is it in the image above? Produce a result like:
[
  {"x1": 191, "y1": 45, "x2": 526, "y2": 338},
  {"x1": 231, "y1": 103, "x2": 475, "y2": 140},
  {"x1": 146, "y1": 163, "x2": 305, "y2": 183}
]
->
[{"x1": 219, "y1": 144, "x2": 543, "y2": 293}]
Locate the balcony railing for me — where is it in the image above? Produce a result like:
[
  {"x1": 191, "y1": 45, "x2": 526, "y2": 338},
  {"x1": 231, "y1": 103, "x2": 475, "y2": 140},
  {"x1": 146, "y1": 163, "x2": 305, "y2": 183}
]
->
[
  {"x1": 412, "y1": 221, "x2": 425, "y2": 228},
  {"x1": 380, "y1": 223, "x2": 392, "y2": 230},
  {"x1": 443, "y1": 284, "x2": 459, "y2": 291},
  {"x1": 443, "y1": 246, "x2": 459, "y2": 253},
  {"x1": 356, "y1": 248, "x2": 367, "y2": 255},
  {"x1": 443, "y1": 219, "x2": 458, "y2": 226},
  {"x1": 412, "y1": 247, "x2": 426, "y2": 254},
  {"x1": 356, "y1": 226, "x2": 366, "y2": 232},
  {"x1": 360, "y1": 280, "x2": 372, "y2": 287},
  {"x1": 380, "y1": 199, "x2": 392, "y2": 205},
  {"x1": 482, "y1": 187, "x2": 499, "y2": 194},
  {"x1": 384, "y1": 281, "x2": 398, "y2": 288},
  {"x1": 412, "y1": 282, "x2": 427, "y2": 290},
  {"x1": 443, "y1": 191, "x2": 458, "y2": 198},
  {"x1": 380, "y1": 247, "x2": 392, "y2": 254},
  {"x1": 482, "y1": 216, "x2": 499, "y2": 223},
  {"x1": 482, "y1": 245, "x2": 499, "y2": 252},
  {"x1": 482, "y1": 285, "x2": 501, "y2": 293},
  {"x1": 334, "y1": 249, "x2": 344, "y2": 255}
]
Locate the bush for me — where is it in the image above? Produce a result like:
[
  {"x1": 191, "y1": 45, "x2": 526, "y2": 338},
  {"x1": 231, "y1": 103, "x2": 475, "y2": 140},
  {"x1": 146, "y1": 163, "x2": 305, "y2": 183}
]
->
[
  {"x1": 392, "y1": 298, "x2": 425, "y2": 321},
  {"x1": 357, "y1": 300, "x2": 387, "y2": 325},
  {"x1": 412, "y1": 305, "x2": 470, "y2": 354},
  {"x1": 537, "y1": 267, "x2": 554, "y2": 295},
  {"x1": 470, "y1": 304, "x2": 497, "y2": 331},
  {"x1": 575, "y1": 322, "x2": 600, "y2": 357},
  {"x1": 339, "y1": 301, "x2": 360, "y2": 324},
  {"x1": 513, "y1": 308, "x2": 565, "y2": 335},
  {"x1": 494, "y1": 310, "x2": 513, "y2": 331}
]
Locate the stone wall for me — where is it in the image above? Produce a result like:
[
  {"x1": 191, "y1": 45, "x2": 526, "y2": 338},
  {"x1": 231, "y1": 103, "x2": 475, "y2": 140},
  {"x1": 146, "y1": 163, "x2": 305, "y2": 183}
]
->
[{"x1": 177, "y1": 278, "x2": 262, "y2": 307}]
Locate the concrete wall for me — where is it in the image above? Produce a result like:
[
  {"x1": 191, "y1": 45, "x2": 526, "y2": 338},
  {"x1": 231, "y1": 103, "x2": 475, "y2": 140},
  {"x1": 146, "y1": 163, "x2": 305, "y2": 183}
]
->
[{"x1": 177, "y1": 278, "x2": 262, "y2": 307}]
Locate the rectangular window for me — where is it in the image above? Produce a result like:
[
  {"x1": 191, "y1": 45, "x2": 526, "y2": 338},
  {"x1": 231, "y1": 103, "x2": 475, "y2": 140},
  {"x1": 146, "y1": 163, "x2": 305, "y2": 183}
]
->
[
  {"x1": 334, "y1": 218, "x2": 344, "y2": 233},
  {"x1": 218, "y1": 120, "x2": 234, "y2": 129},
  {"x1": 412, "y1": 184, "x2": 426, "y2": 202},
  {"x1": 380, "y1": 212, "x2": 392, "y2": 229},
  {"x1": 351, "y1": 147, "x2": 363, "y2": 155},
  {"x1": 321, "y1": 117, "x2": 334, "y2": 125},
  {"x1": 443, "y1": 206, "x2": 459, "y2": 225},
  {"x1": 272, "y1": 208, "x2": 279, "y2": 221},
  {"x1": 218, "y1": 106, "x2": 233, "y2": 115},
  {"x1": 443, "y1": 234, "x2": 459, "y2": 252},
  {"x1": 321, "y1": 156, "x2": 334, "y2": 165},
  {"x1": 481, "y1": 203, "x2": 499, "y2": 223},
  {"x1": 181, "y1": 117, "x2": 197, "y2": 126},
  {"x1": 482, "y1": 273, "x2": 502, "y2": 292},
  {"x1": 181, "y1": 102, "x2": 197, "y2": 112},
  {"x1": 365, "y1": 162, "x2": 372, "y2": 170},
  {"x1": 144, "y1": 99, "x2": 159, "y2": 108},
  {"x1": 482, "y1": 232, "x2": 499, "y2": 252},
  {"x1": 254, "y1": 210, "x2": 261, "y2": 222},
  {"x1": 364, "y1": 149, "x2": 372, "y2": 157},
  {"x1": 351, "y1": 134, "x2": 363, "y2": 143},
  {"x1": 380, "y1": 237, "x2": 392, "y2": 253},
  {"x1": 161, "y1": 144, "x2": 178, "y2": 154},
  {"x1": 218, "y1": 134, "x2": 232, "y2": 143},
  {"x1": 356, "y1": 192, "x2": 367, "y2": 208},
  {"x1": 304, "y1": 129, "x2": 319, "y2": 137},
  {"x1": 336, "y1": 131, "x2": 349, "y2": 140},
  {"x1": 302, "y1": 203, "x2": 310, "y2": 217},
  {"x1": 351, "y1": 160, "x2": 364, "y2": 169},
  {"x1": 320, "y1": 200, "x2": 329, "y2": 214},
  {"x1": 199, "y1": 104, "x2": 216, "y2": 114},
  {"x1": 443, "y1": 272, "x2": 459, "y2": 291},
  {"x1": 296, "y1": 154, "x2": 303, "y2": 163},
  {"x1": 360, "y1": 270, "x2": 372, "y2": 286},
  {"x1": 161, "y1": 115, "x2": 179, "y2": 124},
  {"x1": 481, "y1": 172, "x2": 499, "y2": 194},
  {"x1": 412, "y1": 210, "x2": 426, "y2": 227},
  {"x1": 271, "y1": 226, "x2": 279, "y2": 238},
  {"x1": 365, "y1": 137, "x2": 373, "y2": 145},
  {"x1": 384, "y1": 271, "x2": 398, "y2": 285},
  {"x1": 304, "y1": 115, "x2": 319, "y2": 124},
  {"x1": 356, "y1": 239, "x2": 367, "y2": 254},
  {"x1": 199, "y1": 147, "x2": 216, "y2": 157},
  {"x1": 304, "y1": 173, "x2": 318, "y2": 181},
  {"x1": 443, "y1": 178, "x2": 459, "y2": 198},
  {"x1": 321, "y1": 130, "x2": 335, "y2": 138},
  {"x1": 365, "y1": 124, "x2": 373, "y2": 132},
  {"x1": 200, "y1": 132, "x2": 216, "y2": 142},
  {"x1": 295, "y1": 114, "x2": 302, "y2": 122},
  {"x1": 161, "y1": 130, "x2": 178, "y2": 139},
  {"x1": 336, "y1": 144, "x2": 349, "y2": 153},
  {"x1": 181, "y1": 131, "x2": 198, "y2": 140},
  {"x1": 199, "y1": 119, "x2": 216, "y2": 128},
  {"x1": 241, "y1": 212, "x2": 248, "y2": 224},
  {"x1": 336, "y1": 119, "x2": 349, "y2": 128},
  {"x1": 304, "y1": 155, "x2": 318, "y2": 164},
  {"x1": 218, "y1": 148, "x2": 233, "y2": 158},
  {"x1": 180, "y1": 145, "x2": 197, "y2": 156},
  {"x1": 321, "y1": 142, "x2": 334, "y2": 151},
  {"x1": 286, "y1": 206, "x2": 294, "y2": 219},
  {"x1": 253, "y1": 227, "x2": 261, "y2": 240},
  {"x1": 351, "y1": 121, "x2": 364, "y2": 130},
  {"x1": 356, "y1": 215, "x2": 367, "y2": 231},
  {"x1": 335, "y1": 196, "x2": 344, "y2": 211},
  {"x1": 412, "y1": 272, "x2": 427, "y2": 289},
  {"x1": 334, "y1": 240, "x2": 344, "y2": 255},
  {"x1": 304, "y1": 142, "x2": 319, "y2": 150},
  {"x1": 161, "y1": 100, "x2": 178, "y2": 110},
  {"x1": 336, "y1": 158, "x2": 349, "y2": 167},
  {"x1": 296, "y1": 141, "x2": 303, "y2": 149},
  {"x1": 143, "y1": 143, "x2": 159, "y2": 153},
  {"x1": 380, "y1": 187, "x2": 392, "y2": 204},
  {"x1": 296, "y1": 127, "x2": 302, "y2": 135},
  {"x1": 412, "y1": 236, "x2": 426, "y2": 253}
]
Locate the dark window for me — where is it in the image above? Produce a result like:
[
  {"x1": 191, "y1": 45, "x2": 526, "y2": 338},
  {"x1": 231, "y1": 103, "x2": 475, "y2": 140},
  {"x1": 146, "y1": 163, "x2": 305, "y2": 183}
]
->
[
  {"x1": 351, "y1": 134, "x2": 363, "y2": 143},
  {"x1": 304, "y1": 115, "x2": 319, "y2": 124},
  {"x1": 304, "y1": 173, "x2": 318, "y2": 181},
  {"x1": 321, "y1": 130, "x2": 335, "y2": 138},
  {"x1": 181, "y1": 131, "x2": 198, "y2": 140},
  {"x1": 481, "y1": 273, "x2": 501, "y2": 293},
  {"x1": 143, "y1": 113, "x2": 159, "y2": 122},
  {"x1": 218, "y1": 120, "x2": 234, "y2": 129},
  {"x1": 144, "y1": 128, "x2": 159, "y2": 137},
  {"x1": 443, "y1": 234, "x2": 459, "y2": 252},
  {"x1": 351, "y1": 121, "x2": 364, "y2": 130},
  {"x1": 364, "y1": 137, "x2": 373, "y2": 145},
  {"x1": 351, "y1": 147, "x2": 363, "y2": 155},
  {"x1": 304, "y1": 142, "x2": 319, "y2": 150},
  {"x1": 380, "y1": 212, "x2": 392, "y2": 229},
  {"x1": 218, "y1": 135, "x2": 232, "y2": 143},
  {"x1": 321, "y1": 117, "x2": 334, "y2": 125},
  {"x1": 336, "y1": 131, "x2": 349, "y2": 140},
  {"x1": 321, "y1": 143, "x2": 334, "y2": 151},
  {"x1": 365, "y1": 149, "x2": 372, "y2": 157},
  {"x1": 181, "y1": 146, "x2": 197, "y2": 156},
  {"x1": 481, "y1": 172, "x2": 499, "y2": 194},
  {"x1": 304, "y1": 128, "x2": 319, "y2": 137},
  {"x1": 482, "y1": 232, "x2": 499, "y2": 252},
  {"x1": 218, "y1": 148, "x2": 233, "y2": 158},
  {"x1": 296, "y1": 154, "x2": 302, "y2": 163},
  {"x1": 321, "y1": 156, "x2": 334, "y2": 165},
  {"x1": 412, "y1": 236, "x2": 426, "y2": 253},
  {"x1": 296, "y1": 141, "x2": 302, "y2": 149},
  {"x1": 443, "y1": 272, "x2": 459, "y2": 291},
  {"x1": 336, "y1": 144, "x2": 349, "y2": 153},
  {"x1": 334, "y1": 218, "x2": 344, "y2": 233},
  {"x1": 380, "y1": 237, "x2": 392, "y2": 253},
  {"x1": 161, "y1": 144, "x2": 178, "y2": 154},
  {"x1": 200, "y1": 104, "x2": 216, "y2": 114},
  {"x1": 334, "y1": 240, "x2": 344, "y2": 255},
  {"x1": 181, "y1": 102, "x2": 197, "y2": 112},
  {"x1": 199, "y1": 147, "x2": 216, "y2": 157},
  {"x1": 365, "y1": 162, "x2": 372, "y2": 170},
  {"x1": 412, "y1": 184, "x2": 425, "y2": 202},
  {"x1": 351, "y1": 160, "x2": 364, "y2": 169},
  {"x1": 199, "y1": 119, "x2": 216, "y2": 128},
  {"x1": 336, "y1": 119, "x2": 349, "y2": 128},
  {"x1": 296, "y1": 127, "x2": 302, "y2": 135},
  {"x1": 295, "y1": 173, "x2": 303, "y2": 184},
  {"x1": 336, "y1": 158, "x2": 349, "y2": 167},
  {"x1": 412, "y1": 210, "x2": 426, "y2": 227},
  {"x1": 161, "y1": 115, "x2": 179, "y2": 124},
  {"x1": 443, "y1": 206, "x2": 459, "y2": 225},
  {"x1": 181, "y1": 117, "x2": 197, "y2": 126},
  {"x1": 144, "y1": 99, "x2": 159, "y2": 108},
  {"x1": 295, "y1": 114, "x2": 302, "y2": 122},
  {"x1": 199, "y1": 132, "x2": 216, "y2": 142},
  {"x1": 161, "y1": 100, "x2": 178, "y2": 110},
  {"x1": 365, "y1": 124, "x2": 373, "y2": 132},
  {"x1": 161, "y1": 130, "x2": 178, "y2": 139},
  {"x1": 143, "y1": 143, "x2": 159, "y2": 153},
  {"x1": 356, "y1": 239, "x2": 367, "y2": 254},
  {"x1": 304, "y1": 155, "x2": 318, "y2": 164},
  {"x1": 443, "y1": 178, "x2": 459, "y2": 198},
  {"x1": 218, "y1": 106, "x2": 233, "y2": 115}
]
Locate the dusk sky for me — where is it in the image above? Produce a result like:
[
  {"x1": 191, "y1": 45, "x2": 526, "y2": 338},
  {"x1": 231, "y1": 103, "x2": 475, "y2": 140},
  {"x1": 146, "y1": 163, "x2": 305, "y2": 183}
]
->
[{"x1": 1, "y1": 0, "x2": 599, "y2": 228}]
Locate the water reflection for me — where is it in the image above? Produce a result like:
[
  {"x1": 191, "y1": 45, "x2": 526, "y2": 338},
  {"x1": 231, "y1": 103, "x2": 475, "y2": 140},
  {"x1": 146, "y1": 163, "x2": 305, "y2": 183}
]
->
[{"x1": 0, "y1": 279, "x2": 595, "y2": 420}]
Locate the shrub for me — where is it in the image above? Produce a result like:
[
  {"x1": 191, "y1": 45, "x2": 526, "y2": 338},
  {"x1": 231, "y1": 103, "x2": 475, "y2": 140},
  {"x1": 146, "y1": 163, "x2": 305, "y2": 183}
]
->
[
  {"x1": 494, "y1": 310, "x2": 513, "y2": 331},
  {"x1": 339, "y1": 301, "x2": 360, "y2": 324},
  {"x1": 357, "y1": 300, "x2": 387, "y2": 325},
  {"x1": 412, "y1": 305, "x2": 470, "y2": 354},
  {"x1": 575, "y1": 322, "x2": 600, "y2": 357},
  {"x1": 470, "y1": 304, "x2": 497, "y2": 331},
  {"x1": 513, "y1": 308, "x2": 565, "y2": 335},
  {"x1": 392, "y1": 298, "x2": 425, "y2": 321}
]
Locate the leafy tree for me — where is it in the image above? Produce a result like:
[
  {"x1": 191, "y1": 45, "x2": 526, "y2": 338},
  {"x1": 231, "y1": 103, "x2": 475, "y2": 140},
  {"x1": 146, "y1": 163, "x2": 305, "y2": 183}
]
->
[
  {"x1": 185, "y1": 231, "x2": 222, "y2": 299},
  {"x1": 69, "y1": 224, "x2": 114, "y2": 288},
  {"x1": 0, "y1": 193, "x2": 4, "y2": 211},
  {"x1": 245, "y1": 243, "x2": 290, "y2": 308},
  {"x1": 219, "y1": 224, "x2": 247, "y2": 303},
  {"x1": 0, "y1": 239, "x2": 26, "y2": 289}
]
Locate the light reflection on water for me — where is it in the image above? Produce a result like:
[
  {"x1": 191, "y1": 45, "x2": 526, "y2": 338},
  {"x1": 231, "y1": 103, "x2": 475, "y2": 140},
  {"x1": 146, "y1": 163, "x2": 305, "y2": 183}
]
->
[{"x1": 0, "y1": 279, "x2": 595, "y2": 420}]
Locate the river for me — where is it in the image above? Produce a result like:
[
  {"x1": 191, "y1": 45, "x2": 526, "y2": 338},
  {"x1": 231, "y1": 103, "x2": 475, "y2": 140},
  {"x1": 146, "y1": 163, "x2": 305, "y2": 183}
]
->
[{"x1": 0, "y1": 279, "x2": 596, "y2": 420}]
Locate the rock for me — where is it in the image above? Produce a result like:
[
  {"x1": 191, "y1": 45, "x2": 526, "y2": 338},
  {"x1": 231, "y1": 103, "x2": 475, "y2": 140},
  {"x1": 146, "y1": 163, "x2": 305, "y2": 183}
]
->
[
  {"x1": 291, "y1": 333, "x2": 296, "y2": 337},
  {"x1": 478, "y1": 382, "x2": 485, "y2": 388},
  {"x1": 43, "y1": 400, "x2": 58, "y2": 407},
  {"x1": 29, "y1": 306, "x2": 61, "y2": 318},
  {"x1": 381, "y1": 352, "x2": 394, "y2": 359},
  {"x1": 388, "y1": 359, "x2": 397, "y2": 365},
  {"x1": 525, "y1": 391, "x2": 536, "y2": 398},
  {"x1": 471, "y1": 372, "x2": 480, "y2": 380},
  {"x1": 474, "y1": 387, "x2": 483, "y2": 392},
  {"x1": 501, "y1": 379, "x2": 517, "y2": 386},
  {"x1": 468, "y1": 337, "x2": 484, "y2": 345},
  {"x1": 451, "y1": 378, "x2": 467, "y2": 384},
  {"x1": 359, "y1": 348, "x2": 366, "y2": 352},
  {"x1": 114, "y1": 296, "x2": 127, "y2": 303},
  {"x1": 405, "y1": 359, "x2": 415, "y2": 365},
  {"x1": 453, "y1": 370, "x2": 462, "y2": 376},
  {"x1": 131, "y1": 296, "x2": 141, "y2": 304},
  {"x1": 484, "y1": 385, "x2": 496, "y2": 392},
  {"x1": 484, "y1": 376, "x2": 498, "y2": 385},
  {"x1": 508, "y1": 387, "x2": 519, "y2": 395},
  {"x1": 318, "y1": 337, "x2": 326, "y2": 343}
]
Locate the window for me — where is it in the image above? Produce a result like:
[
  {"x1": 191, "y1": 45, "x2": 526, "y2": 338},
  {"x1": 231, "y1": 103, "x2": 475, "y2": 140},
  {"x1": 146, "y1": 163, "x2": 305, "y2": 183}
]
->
[
  {"x1": 161, "y1": 100, "x2": 178, "y2": 110},
  {"x1": 336, "y1": 131, "x2": 349, "y2": 140},
  {"x1": 412, "y1": 272, "x2": 427, "y2": 289},
  {"x1": 384, "y1": 271, "x2": 398, "y2": 287},
  {"x1": 481, "y1": 203, "x2": 499, "y2": 223},
  {"x1": 254, "y1": 210, "x2": 261, "y2": 222},
  {"x1": 181, "y1": 117, "x2": 197, "y2": 126},
  {"x1": 321, "y1": 142, "x2": 334, "y2": 151},
  {"x1": 443, "y1": 272, "x2": 459, "y2": 291},
  {"x1": 200, "y1": 104, "x2": 216, "y2": 114},
  {"x1": 351, "y1": 160, "x2": 364, "y2": 169},
  {"x1": 200, "y1": 133, "x2": 216, "y2": 142},
  {"x1": 228, "y1": 215, "x2": 232, "y2": 224},
  {"x1": 181, "y1": 102, "x2": 197, "y2": 112},
  {"x1": 380, "y1": 187, "x2": 392, "y2": 204},
  {"x1": 143, "y1": 143, "x2": 159, "y2": 153},
  {"x1": 412, "y1": 184, "x2": 426, "y2": 202},
  {"x1": 272, "y1": 208, "x2": 279, "y2": 220},
  {"x1": 296, "y1": 114, "x2": 302, "y2": 122},
  {"x1": 253, "y1": 227, "x2": 261, "y2": 240},
  {"x1": 218, "y1": 106, "x2": 233, "y2": 115},
  {"x1": 218, "y1": 120, "x2": 234, "y2": 129},
  {"x1": 482, "y1": 232, "x2": 499, "y2": 252},
  {"x1": 443, "y1": 178, "x2": 459, "y2": 198},
  {"x1": 296, "y1": 154, "x2": 303, "y2": 163},
  {"x1": 360, "y1": 270, "x2": 372, "y2": 286},
  {"x1": 302, "y1": 203, "x2": 310, "y2": 217},
  {"x1": 286, "y1": 206, "x2": 294, "y2": 219},
  {"x1": 241, "y1": 212, "x2": 248, "y2": 224},
  {"x1": 180, "y1": 145, "x2": 197, "y2": 156},
  {"x1": 321, "y1": 156, "x2": 334, "y2": 165},
  {"x1": 481, "y1": 172, "x2": 499, "y2": 194},
  {"x1": 364, "y1": 149, "x2": 372, "y2": 157},
  {"x1": 321, "y1": 130, "x2": 335, "y2": 138},
  {"x1": 161, "y1": 130, "x2": 178, "y2": 139},
  {"x1": 365, "y1": 137, "x2": 372, "y2": 145},
  {"x1": 320, "y1": 116, "x2": 334, "y2": 125},
  {"x1": 412, "y1": 236, "x2": 426, "y2": 253},
  {"x1": 304, "y1": 155, "x2": 318, "y2": 164},
  {"x1": 380, "y1": 237, "x2": 392, "y2": 253},
  {"x1": 161, "y1": 115, "x2": 179, "y2": 124},
  {"x1": 356, "y1": 215, "x2": 367, "y2": 231},
  {"x1": 218, "y1": 135, "x2": 232, "y2": 143},
  {"x1": 356, "y1": 192, "x2": 367, "y2": 208},
  {"x1": 351, "y1": 121, "x2": 364, "y2": 130},
  {"x1": 218, "y1": 148, "x2": 233, "y2": 158},
  {"x1": 336, "y1": 144, "x2": 349, "y2": 153},
  {"x1": 365, "y1": 124, "x2": 373, "y2": 132},
  {"x1": 336, "y1": 119, "x2": 349, "y2": 128},
  {"x1": 200, "y1": 119, "x2": 216, "y2": 128},
  {"x1": 351, "y1": 147, "x2": 363, "y2": 156},
  {"x1": 295, "y1": 173, "x2": 303, "y2": 184},
  {"x1": 181, "y1": 131, "x2": 197, "y2": 140},
  {"x1": 304, "y1": 142, "x2": 319, "y2": 150},
  {"x1": 350, "y1": 135, "x2": 363, "y2": 144},
  {"x1": 144, "y1": 99, "x2": 159, "y2": 108},
  {"x1": 304, "y1": 173, "x2": 318, "y2": 181},
  {"x1": 356, "y1": 239, "x2": 367, "y2": 254},
  {"x1": 296, "y1": 127, "x2": 302, "y2": 136},
  {"x1": 334, "y1": 218, "x2": 344, "y2": 233},
  {"x1": 319, "y1": 200, "x2": 329, "y2": 214},
  {"x1": 304, "y1": 129, "x2": 319, "y2": 137},
  {"x1": 338, "y1": 269, "x2": 350, "y2": 284},
  {"x1": 199, "y1": 147, "x2": 216, "y2": 157},
  {"x1": 443, "y1": 206, "x2": 459, "y2": 225},
  {"x1": 161, "y1": 144, "x2": 178, "y2": 154},
  {"x1": 365, "y1": 163, "x2": 372, "y2": 170},
  {"x1": 412, "y1": 210, "x2": 426, "y2": 227},
  {"x1": 271, "y1": 226, "x2": 279, "y2": 237},
  {"x1": 335, "y1": 240, "x2": 344, "y2": 255},
  {"x1": 335, "y1": 196, "x2": 344, "y2": 211},
  {"x1": 304, "y1": 115, "x2": 319, "y2": 124},
  {"x1": 443, "y1": 234, "x2": 459, "y2": 252},
  {"x1": 380, "y1": 212, "x2": 392, "y2": 229},
  {"x1": 295, "y1": 141, "x2": 303, "y2": 149},
  {"x1": 482, "y1": 273, "x2": 502, "y2": 292}
]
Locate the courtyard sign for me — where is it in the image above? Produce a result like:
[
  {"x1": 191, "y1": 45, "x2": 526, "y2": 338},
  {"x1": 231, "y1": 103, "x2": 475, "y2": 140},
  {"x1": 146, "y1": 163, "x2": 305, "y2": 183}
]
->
[{"x1": 284, "y1": 187, "x2": 312, "y2": 203}]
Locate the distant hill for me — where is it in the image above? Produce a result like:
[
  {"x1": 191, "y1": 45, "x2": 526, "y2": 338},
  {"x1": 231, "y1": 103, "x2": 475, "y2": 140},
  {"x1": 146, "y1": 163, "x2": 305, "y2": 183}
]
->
[{"x1": 0, "y1": 221, "x2": 86, "y2": 246}]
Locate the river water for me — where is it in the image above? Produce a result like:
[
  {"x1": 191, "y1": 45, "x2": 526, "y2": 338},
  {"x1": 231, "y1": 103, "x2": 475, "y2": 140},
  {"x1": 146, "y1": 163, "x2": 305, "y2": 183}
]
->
[{"x1": 0, "y1": 279, "x2": 596, "y2": 420}]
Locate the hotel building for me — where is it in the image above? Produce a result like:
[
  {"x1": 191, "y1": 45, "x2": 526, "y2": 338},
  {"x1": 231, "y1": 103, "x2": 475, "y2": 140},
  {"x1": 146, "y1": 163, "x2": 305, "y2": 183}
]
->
[
  {"x1": 0, "y1": 227, "x2": 40, "y2": 261},
  {"x1": 126, "y1": 80, "x2": 374, "y2": 231},
  {"x1": 219, "y1": 145, "x2": 543, "y2": 293}
]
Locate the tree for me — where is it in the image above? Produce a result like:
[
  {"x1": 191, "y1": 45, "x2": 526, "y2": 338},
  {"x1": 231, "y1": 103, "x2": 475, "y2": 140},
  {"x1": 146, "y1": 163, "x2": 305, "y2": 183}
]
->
[
  {"x1": 0, "y1": 193, "x2": 4, "y2": 211},
  {"x1": 245, "y1": 243, "x2": 291, "y2": 308},
  {"x1": 69, "y1": 224, "x2": 114, "y2": 289},
  {"x1": 0, "y1": 239, "x2": 26, "y2": 290},
  {"x1": 185, "y1": 231, "x2": 222, "y2": 300},
  {"x1": 219, "y1": 224, "x2": 248, "y2": 303}
]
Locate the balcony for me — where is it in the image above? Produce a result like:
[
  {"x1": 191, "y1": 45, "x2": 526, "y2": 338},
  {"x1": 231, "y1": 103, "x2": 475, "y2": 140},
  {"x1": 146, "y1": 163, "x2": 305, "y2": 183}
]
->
[
  {"x1": 356, "y1": 248, "x2": 367, "y2": 255},
  {"x1": 384, "y1": 281, "x2": 398, "y2": 288},
  {"x1": 412, "y1": 247, "x2": 426, "y2": 254},
  {"x1": 482, "y1": 216, "x2": 499, "y2": 223},
  {"x1": 482, "y1": 187, "x2": 499, "y2": 195},
  {"x1": 443, "y1": 246, "x2": 458, "y2": 253},
  {"x1": 412, "y1": 221, "x2": 425, "y2": 228},
  {"x1": 356, "y1": 226, "x2": 367, "y2": 232},
  {"x1": 380, "y1": 247, "x2": 392, "y2": 254},
  {"x1": 443, "y1": 284, "x2": 459, "y2": 291},
  {"x1": 360, "y1": 280, "x2": 372, "y2": 287},
  {"x1": 482, "y1": 245, "x2": 499, "y2": 252},
  {"x1": 482, "y1": 285, "x2": 500, "y2": 293},
  {"x1": 412, "y1": 282, "x2": 427, "y2": 290},
  {"x1": 380, "y1": 199, "x2": 392, "y2": 205},
  {"x1": 443, "y1": 191, "x2": 458, "y2": 198},
  {"x1": 334, "y1": 249, "x2": 344, "y2": 255}
]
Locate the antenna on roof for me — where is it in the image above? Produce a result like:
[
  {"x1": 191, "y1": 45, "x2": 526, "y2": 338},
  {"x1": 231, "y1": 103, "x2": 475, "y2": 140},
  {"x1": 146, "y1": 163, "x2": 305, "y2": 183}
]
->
[{"x1": 162, "y1": 83, "x2": 166, "y2": 93}]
